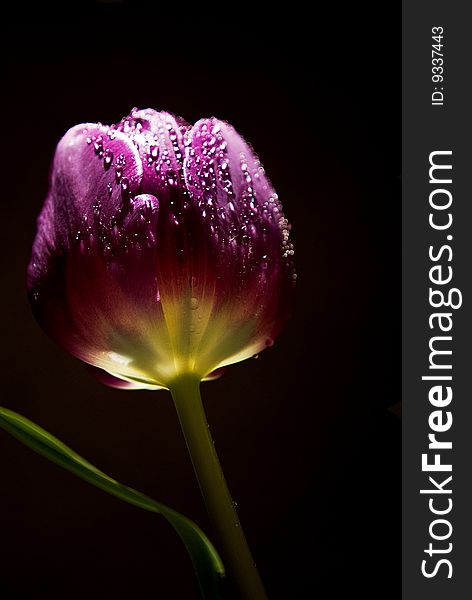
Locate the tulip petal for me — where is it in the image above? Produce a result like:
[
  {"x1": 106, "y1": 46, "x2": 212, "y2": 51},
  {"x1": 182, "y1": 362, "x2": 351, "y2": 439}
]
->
[
  {"x1": 27, "y1": 123, "x2": 173, "y2": 387},
  {"x1": 202, "y1": 367, "x2": 225, "y2": 382},
  {"x1": 115, "y1": 108, "x2": 189, "y2": 202},
  {"x1": 182, "y1": 118, "x2": 295, "y2": 375},
  {"x1": 28, "y1": 121, "x2": 144, "y2": 294},
  {"x1": 85, "y1": 365, "x2": 164, "y2": 390}
]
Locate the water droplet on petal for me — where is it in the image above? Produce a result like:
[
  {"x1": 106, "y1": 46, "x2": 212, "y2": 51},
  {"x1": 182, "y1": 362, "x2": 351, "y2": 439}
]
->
[
  {"x1": 190, "y1": 297, "x2": 199, "y2": 310},
  {"x1": 166, "y1": 170, "x2": 176, "y2": 186},
  {"x1": 93, "y1": 199, "x2": 101, "y2": 215},
  {"x1": 121, "y1": 177, "x2": 130, "y2": 197},
  {"x1": 104, "y1": 149, "x2": 114, "y2": 170},
  {"x1": 94, "y1": 137, "x2": 103, "y2": 156}
]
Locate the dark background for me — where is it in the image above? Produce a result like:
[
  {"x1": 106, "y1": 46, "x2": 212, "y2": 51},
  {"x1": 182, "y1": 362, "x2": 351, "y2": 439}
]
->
[{"x1": 0, "y1": 3, "x2": 400, "y2": 598}]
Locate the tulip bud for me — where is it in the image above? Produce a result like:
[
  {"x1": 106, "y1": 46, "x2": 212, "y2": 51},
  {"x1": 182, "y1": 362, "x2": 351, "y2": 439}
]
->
[{"x1": 28, "y1": 108, "x2": 295, "y2": 389}]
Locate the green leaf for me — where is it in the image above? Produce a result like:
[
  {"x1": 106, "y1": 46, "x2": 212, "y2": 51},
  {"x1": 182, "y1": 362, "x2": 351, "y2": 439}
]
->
[{"x1": 0, "y1": 406, "x2": 224, "y2": 599}]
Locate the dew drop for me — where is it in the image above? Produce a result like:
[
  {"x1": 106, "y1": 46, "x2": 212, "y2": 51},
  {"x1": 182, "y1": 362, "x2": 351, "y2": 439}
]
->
[
  {"x1": 94, "y1": 137, "x2": 103, "y2": 156},
  {"x1": 121, "y1": 177, "x2": 130, "y2": 197},
  {"x1": 190, "y1": 297, "x2": 199, "y2": 310},
  {"x1": 115, "y1": 166, "x2": 123, "y2": 183},
  {"x1": 93, "y1": 199, "x2": 101, "y2": 215},
  {"x1": 166, "y1": 170, "x2": 176, "y2": 186},
  {"x1": 104, "y1": 149, "x2": 114, "y2": 170}
]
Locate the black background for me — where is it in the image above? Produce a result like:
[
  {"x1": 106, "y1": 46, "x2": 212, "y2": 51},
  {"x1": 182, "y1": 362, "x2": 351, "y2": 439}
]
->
[{"x1": 0, "y1": 3, "x2": 400, "y2": 598}]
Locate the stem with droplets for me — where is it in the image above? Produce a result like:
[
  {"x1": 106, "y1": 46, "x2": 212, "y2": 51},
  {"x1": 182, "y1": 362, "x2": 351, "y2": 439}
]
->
[{"x1": 170, "y1": 374, "x2": 267, "y2": 599}]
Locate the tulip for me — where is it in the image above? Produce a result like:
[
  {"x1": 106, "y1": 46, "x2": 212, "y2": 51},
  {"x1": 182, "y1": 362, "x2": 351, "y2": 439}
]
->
[{"x1": 28, "y1": 108, "x2": 295, "y2": 598}]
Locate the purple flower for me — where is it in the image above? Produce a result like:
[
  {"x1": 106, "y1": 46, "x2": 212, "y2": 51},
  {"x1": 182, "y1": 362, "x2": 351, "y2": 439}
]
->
[{"x1": 28, "y1": 109, "x2": 296, "y2": 389}]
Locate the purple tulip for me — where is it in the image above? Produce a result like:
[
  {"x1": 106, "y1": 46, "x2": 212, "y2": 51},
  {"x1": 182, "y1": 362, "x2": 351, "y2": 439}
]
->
[
  {"x1": 27, "y1": 108, "x2": 296, "y2": 597},
  {"x1": 28, "y1": 108, "x2": 296, "y2": 389}
]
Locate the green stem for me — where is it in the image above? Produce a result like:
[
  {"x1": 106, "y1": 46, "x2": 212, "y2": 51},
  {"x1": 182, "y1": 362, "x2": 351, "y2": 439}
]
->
[{"x1": 170, "y1": 374, "x2": 267, "y2": 600}]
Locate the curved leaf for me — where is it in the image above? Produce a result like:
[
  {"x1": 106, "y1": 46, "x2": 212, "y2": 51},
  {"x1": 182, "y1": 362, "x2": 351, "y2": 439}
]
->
[{"x1": 0, "y1": 406, "x2": 224, "y2": 599}]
